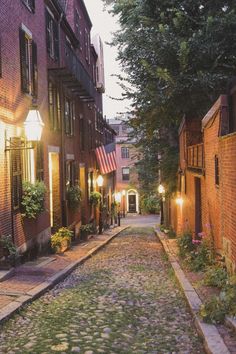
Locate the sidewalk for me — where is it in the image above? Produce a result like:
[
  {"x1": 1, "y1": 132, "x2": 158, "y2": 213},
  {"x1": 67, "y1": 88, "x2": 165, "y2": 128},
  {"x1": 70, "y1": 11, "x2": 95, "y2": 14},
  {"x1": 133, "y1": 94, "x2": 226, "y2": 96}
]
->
[
  {"x1": 155, "y1": 228, "x2": 233, "y2": 354},
  {"x1": 0, "y1": 226, "x2": 127, "y2": 323}
]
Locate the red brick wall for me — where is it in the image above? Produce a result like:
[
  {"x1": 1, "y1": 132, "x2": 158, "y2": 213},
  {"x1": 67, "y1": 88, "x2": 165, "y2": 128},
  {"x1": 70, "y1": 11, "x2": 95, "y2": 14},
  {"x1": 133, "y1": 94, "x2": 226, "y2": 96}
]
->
[{"x1": 219, "y1": 133, "x2": 236, "y2": 271}]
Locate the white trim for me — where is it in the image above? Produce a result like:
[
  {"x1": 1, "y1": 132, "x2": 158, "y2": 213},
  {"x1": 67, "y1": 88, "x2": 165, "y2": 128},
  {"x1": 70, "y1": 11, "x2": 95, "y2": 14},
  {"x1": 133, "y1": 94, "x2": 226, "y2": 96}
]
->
[
  {"x1": 21, "y1": 23, "x2": 32, "y2": 38},
  {"x1": 48, "y1": 145, "x2": 60, "y2": 153},
  {"x1": 66, "y1": 154, "x2": 74, "y2": 160}
]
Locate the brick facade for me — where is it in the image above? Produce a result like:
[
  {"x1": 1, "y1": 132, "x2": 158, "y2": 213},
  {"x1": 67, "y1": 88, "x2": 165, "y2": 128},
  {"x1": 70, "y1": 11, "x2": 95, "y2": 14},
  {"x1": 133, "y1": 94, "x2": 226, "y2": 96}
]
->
[
  {"x1": 171, "y1": 95, "x2": 236, "y2": 272},
  {"x1": 0, "y1": 0, "x2": 115, "y2": 255}
]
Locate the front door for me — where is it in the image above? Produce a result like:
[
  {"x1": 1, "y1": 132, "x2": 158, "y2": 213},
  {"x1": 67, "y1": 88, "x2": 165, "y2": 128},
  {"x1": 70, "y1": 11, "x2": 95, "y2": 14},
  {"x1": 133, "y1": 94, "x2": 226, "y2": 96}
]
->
[
  {"x1": 195, "y1": 177, "x2": 202, "y2": 235},
  {"x1": 128, "y1": 195, "x2": 136, "y2": 213},
  {"x1": 49, "y1": 152, "x2": 62, "y2": 230}
]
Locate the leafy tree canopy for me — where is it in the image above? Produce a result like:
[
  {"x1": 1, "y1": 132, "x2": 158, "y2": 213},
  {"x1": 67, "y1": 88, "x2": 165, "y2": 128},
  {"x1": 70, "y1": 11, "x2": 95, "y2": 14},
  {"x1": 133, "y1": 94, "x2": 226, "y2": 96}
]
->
[{"x1": 104, "y1": 0, "x2": 236, "y2": 193}]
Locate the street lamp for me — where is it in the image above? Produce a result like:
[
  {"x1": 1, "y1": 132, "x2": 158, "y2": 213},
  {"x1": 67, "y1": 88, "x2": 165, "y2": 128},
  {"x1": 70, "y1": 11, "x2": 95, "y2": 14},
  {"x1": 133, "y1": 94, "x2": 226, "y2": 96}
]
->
[
  {"x1": 122, "y1": 190, "x2": 126, "y2": 217},
  {"x1": 158, "y1": 183, "x2": 165, "y2": 225},
  {"x1": 176, "y1": 196, "x2": 184, "y2": 206},
  {"x1": 97, "y1": 175, "x2": 104, "y2": 234},
  {"x1": 115, "y1": 192, "x2": 122, "y2": 226}
]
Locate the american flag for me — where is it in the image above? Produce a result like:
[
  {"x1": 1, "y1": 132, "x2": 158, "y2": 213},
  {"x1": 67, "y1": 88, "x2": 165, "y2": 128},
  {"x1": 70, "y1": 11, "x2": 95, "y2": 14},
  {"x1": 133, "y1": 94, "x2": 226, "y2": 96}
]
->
[{"x1": 95, "y1": 142, "x2": 117, "y2": 174}]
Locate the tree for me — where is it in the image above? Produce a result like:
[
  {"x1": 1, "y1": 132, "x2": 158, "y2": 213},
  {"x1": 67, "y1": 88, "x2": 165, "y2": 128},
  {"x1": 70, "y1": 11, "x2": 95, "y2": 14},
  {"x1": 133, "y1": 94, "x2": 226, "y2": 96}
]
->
[{"x1": 104, "y1": 0, "x2": 236, "y2": 194}]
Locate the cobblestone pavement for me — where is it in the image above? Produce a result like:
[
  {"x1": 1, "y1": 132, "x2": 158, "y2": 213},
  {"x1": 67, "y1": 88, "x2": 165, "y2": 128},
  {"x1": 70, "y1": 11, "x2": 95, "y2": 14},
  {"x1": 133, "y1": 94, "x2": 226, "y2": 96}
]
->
[{"x1": 0, "y1": 227, "x2": 204, "y2": 354}]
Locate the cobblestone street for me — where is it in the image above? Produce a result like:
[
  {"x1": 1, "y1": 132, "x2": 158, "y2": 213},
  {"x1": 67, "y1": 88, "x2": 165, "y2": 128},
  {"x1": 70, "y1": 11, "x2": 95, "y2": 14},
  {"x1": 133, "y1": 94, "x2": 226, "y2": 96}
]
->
[{"x1": 0, "y1": 227, "x2": 204, "y2": 354}]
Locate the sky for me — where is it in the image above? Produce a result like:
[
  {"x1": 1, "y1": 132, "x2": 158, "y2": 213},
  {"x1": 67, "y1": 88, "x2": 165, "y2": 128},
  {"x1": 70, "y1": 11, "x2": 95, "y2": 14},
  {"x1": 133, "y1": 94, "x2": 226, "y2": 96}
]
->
[{"x1": 84, "y1": 0, "x2": 131, "y2": 119}]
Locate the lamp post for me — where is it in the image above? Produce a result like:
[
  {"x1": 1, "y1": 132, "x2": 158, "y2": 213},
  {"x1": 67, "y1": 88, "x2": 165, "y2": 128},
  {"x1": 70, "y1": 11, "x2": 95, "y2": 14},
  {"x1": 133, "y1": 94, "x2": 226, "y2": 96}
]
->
[
  {"x1": 97, "y1": 175, "x2": 104, "y2": 234},
  {"x1": 158, "y1": 184, "x2": 165, "y2": 225},
  {"x1": 122, "y1": 190, "x2": 126, "y2": 217},
  {"x1": 115, "y1": 192, "x2": 122, "y2": 226}
]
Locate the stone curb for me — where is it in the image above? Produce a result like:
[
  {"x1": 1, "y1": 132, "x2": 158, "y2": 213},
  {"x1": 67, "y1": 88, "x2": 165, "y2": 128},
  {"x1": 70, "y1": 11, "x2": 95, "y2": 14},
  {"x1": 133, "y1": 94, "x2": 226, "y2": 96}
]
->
[
  {"x1": 155, "y1": 229, "x2": 230, "y2": 354},
  {"x1": 0, "y1": 226, "x2": 128, "y2": 324},
  {"x1": 225, "y1": 316, "x2": 236, "y2": 334}
]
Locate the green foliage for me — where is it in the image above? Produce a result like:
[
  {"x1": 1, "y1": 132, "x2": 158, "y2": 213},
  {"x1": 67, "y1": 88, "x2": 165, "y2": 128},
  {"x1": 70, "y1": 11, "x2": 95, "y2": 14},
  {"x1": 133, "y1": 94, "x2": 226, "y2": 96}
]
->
[
  {"x1": 187, "y1": 240, "x2": 213, "y2": 272},
  {"x1": 89, "y1": 192, "x2": 102, "y2": 206},
  {"x1": 203, "y1": 265, "x2": 228, "y2": 288},
  {"x1": 0, "y1": 235, "x2": 17, "y2": 256},
  {"x1": 200, "y1": 282, "x2": 236, "y2": 324},
  {"x1": 168, "y1": 227, "x2": 176, "y2": 239},
  {"x1": 80, "y1": 224, "x2": 93, "y2": 234},
  {"x1": 21, "y1": 181, "x2": 46, "y2": 219},
  {"x1": 141, "y1": 195, "x2": 160, "y2": 214},
  {"x1": 177, "y1": 232, "x2": 195, "y2": 258},
  {"x1": 199, "y1": 296, "x2": 228, "y2": 324},
  {"x1": 51, "y1": 227, "x2": 73, "y2": 252},
  {"x1": 103, "y1": 0, "x2": 236, "y2": 195},
  {"x1": 67, "y1": 185, "x2": 82, "y2": 210}
]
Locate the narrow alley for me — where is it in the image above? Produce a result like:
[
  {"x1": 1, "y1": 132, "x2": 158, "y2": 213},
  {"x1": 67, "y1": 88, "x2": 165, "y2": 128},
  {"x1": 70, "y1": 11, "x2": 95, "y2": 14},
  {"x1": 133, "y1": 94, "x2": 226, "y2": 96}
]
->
[{"x1": 0, "y1": 223, "x2": 203, "y2": 354}]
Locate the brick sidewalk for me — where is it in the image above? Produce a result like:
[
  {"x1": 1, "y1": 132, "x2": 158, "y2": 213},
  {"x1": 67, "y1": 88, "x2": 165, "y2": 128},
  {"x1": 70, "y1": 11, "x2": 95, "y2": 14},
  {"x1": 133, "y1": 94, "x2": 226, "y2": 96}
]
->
[{"x1": 0, "y1": 226, "x2": 127, "y2": 322}]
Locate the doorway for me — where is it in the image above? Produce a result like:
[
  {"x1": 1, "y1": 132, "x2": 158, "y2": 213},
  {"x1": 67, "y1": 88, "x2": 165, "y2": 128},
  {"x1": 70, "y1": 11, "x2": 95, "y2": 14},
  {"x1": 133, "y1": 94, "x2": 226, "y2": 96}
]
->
[
  {"x1": 128, "y1": 194, "x2": 137, "y2": 213},
  {"x1": 49, "y1": 152, "x2": 61, "y2": 230},
  {"x1": 195, "y1": 177, "x2": 202, "y2": 235}
]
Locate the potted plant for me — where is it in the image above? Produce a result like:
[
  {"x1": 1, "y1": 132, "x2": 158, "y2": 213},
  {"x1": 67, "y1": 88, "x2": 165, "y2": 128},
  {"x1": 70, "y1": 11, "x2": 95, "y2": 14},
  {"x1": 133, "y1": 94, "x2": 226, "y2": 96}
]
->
[
  {"x1": 51, "y1": 227, "x2": 73, "y2": 253},
  {"x1": 89, "y1": 191, "x2": 102, "y2": 206},
  {"x1": 0, "y1": 235, "x2": 19, "y2": 268},
  {"x1": 80, "y1": 224, "x2": 93, "y2": 241},
  {"x1": 67, "y1": 185, "x2": 82, "y2": 210},
  {"x1": 21, "y1": 180, "x2": 47, "y2": 219}
]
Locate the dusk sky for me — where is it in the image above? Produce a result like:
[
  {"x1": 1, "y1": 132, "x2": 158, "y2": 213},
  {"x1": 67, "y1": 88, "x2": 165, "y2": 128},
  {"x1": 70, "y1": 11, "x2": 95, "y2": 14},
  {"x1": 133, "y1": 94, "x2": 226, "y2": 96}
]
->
[{"x1": 84, "y1": 0, "x2": 131, "y2": 119}]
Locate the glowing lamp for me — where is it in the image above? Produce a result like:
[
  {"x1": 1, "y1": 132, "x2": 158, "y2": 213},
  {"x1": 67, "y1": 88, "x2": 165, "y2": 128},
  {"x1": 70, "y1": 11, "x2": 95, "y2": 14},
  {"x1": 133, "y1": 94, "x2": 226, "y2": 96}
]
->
[
  {"x1": 122, "y1": 190, "x2": 126, "y2": 196},
  {"x1": 97, "y1": 175, "x2": 104, "y2": 187},
  {"x1": 115, "y1": 192, "x2": 122, "y2": 203},
  {"x1": 176, "y1": 197, "x2": 184, "y2": 206},
  {"x1": 24, "y1": 109, "x2": 44, "y2": 141},
  {"x1": 158, "y1": 184, "x2": 165, "y2": 194}
]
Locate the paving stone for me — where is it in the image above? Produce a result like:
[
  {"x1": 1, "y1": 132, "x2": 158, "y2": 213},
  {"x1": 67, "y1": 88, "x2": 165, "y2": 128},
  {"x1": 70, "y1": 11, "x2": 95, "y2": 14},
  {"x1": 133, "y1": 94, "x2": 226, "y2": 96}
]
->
[{"x1": 0, "y1": 227, "x2": 204, "y2": 353}]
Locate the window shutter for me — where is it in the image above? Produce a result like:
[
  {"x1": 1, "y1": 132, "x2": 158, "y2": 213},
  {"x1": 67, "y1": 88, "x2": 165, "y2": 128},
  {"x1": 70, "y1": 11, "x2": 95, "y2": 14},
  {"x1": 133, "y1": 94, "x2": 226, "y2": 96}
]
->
[
  {"x1": 45, "y1": 10, "x2": 51, "y2": 54},
  {"x1": 31, "y1": 40, "x2": 38, "y2": 97},
  {"x1": 30, "y1": 0, "x2": 35, "y2": 13},
  {"x1": 19, "y1": 28, "x2": 29, "y2": 93},
  {"x1": 36, "y1": 142, "x2": 44, "y2": 181},
  {"x1": 53, "y1": 20, "x2": 59, "y2": 61},
  {"x1": 11, "y1": 138, "x2": 22, "y2": 210}
]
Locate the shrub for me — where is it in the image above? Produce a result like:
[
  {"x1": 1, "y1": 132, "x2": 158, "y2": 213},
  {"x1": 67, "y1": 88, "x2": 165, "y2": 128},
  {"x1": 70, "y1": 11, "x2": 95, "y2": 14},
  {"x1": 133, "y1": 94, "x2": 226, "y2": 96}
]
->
[
  {"x1": 177, "y1": 231, "x2": 195, "y2": 258},
  {"x1": 187, "y1": 240, "x2": 213, "y2": 272},
  {"x1": 51, "y1": 227, "x2": 73, "y2": 252},
  {"x1": 89, "y1": 191, "x2": 102, "y2": 206},
  {"x1": 203, "y1": 265, "x2": 228, "y2": 288},
  {"x1": 80, "y1": 224, "x2": 93, "y2": 234},
  {"x1": 199, "y1": 296, "x2": 228, "y2": 324},
  {"x1": 0, "y1": 235, "x2": 17, "y2": 256},
  {"x1": 21, "y1": 181, "x2": 46, "y2": 219},
  {"x1": 141, "y1": 195, "x2": 160, "y2": 214},
  {"x1": 67, "y1": 185, "x2": 82, "y2": 210}
]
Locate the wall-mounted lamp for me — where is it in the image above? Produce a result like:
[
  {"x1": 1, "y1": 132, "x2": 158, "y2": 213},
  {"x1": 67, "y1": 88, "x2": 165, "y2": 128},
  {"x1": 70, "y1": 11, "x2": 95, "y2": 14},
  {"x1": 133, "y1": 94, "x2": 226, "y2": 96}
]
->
[
  {"x1": 96, "y1": 175, "x2": 104, "y2": 188},
  {"x1": 176, "y1": 197, "x2": 184, "y2": 206},
  {"x1": 158, "y1": 184, "x2": 165, "y2": 194},
  {"x1": 5, "y1": 108, "x2": 44, "y2": 151},
  {"x1": 115, "y1": 192, "x2": 122, "y2": 204}
]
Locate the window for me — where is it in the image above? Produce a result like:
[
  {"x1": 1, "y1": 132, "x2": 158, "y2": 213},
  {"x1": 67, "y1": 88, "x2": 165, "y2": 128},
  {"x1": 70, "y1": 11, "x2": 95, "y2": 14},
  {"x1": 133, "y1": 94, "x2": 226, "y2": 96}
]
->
[
  {"x1": 215, "y1": 155, "x2": 219, "y2": 186},
  {"x1": 11, "y1": 139, "x2": 23, "y2": 210},
  {"x1": 36, "y1": 142, "x2": 44, "y2": 181},
  {"x1": 22, "y1": 0, "x2": 35, "y2": 12},
  {"x1": 84, "y1": 29, "x2": 90, "y2": 63},
  {"x1": 80, "y1": 114, "x2": 85, "y2": 151},
  {"x1": 45, "y1": 9, "x2": 59, "y2": 61},
  {"x1": 122, "y1": 167, "x2": 130, "y2": 181},
  {"x1": 48, "y1": 80, "x2": 61, "y2": 131},
  {"x1": 64, "y1": 98, "x2": 75, "y2": 136},
  {"x1": 121, "y1": 147, "x2": 129, "y2": 159},
  {"x1": 0, "y1": 35, "x2": 2, "y2": 78},
  {"x1": 19, "y1": 27, "x2": 38, "y2": 96},
  {"x1": 66, "y1": 160, "x2": 76, "y2": 188}
]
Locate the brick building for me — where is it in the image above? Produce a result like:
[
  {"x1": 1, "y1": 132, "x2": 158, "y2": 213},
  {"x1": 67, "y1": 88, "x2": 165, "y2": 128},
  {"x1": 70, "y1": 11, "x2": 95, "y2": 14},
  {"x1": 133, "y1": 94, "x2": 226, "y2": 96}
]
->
[
  {"x1": 109, "y1": 119, "x2": 140, "y2": 215},
  {"x1": 171, "y1": 89, "x2": 236, "y2": 272},
  {"x1": 0, "y1": 0, "x2": 115, "y2": 256}
]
